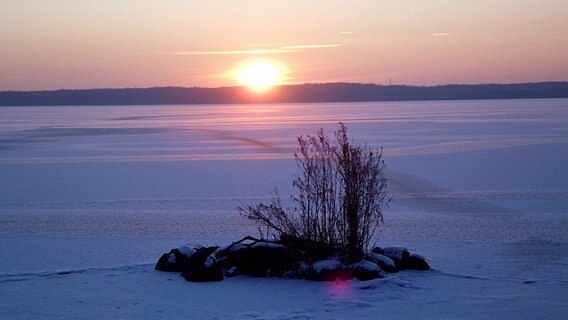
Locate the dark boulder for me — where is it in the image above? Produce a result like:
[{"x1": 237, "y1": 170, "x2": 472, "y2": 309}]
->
[
  {"x1": 279, "y1": 234, "x2": 337, "y2": 261},
  {"x1": 182, "y1": 264, "x2": 223, "y2": 282},
  {"x1": 155, "y1": 245, "x2": 199, "y2": 272},
  {"x1": 216, "y1": 242, "x2": 249, "y2": 259},
  {"x1": 215, "y1": 243, "x2": 251, "y2": 269},
  {"x1": 186, "y1": 246, "x2": 219, "y2": 268},
  {"x1": 405, "y1": 254, "x2": 430, "y2": 271},
  {"x1": 155, "y1": 248, "x2": 184, "y2": 272},
  {"x1": 180, "y1": 246, "x2": 224, "y2": 282},
  {"x1": 224, "y1": 266, "x2": 239, "y2": 278},
  {"x1": 230, "y1": 242, "x2": 292, "y2": 277}
]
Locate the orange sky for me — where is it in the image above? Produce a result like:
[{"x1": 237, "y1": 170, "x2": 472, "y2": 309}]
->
[{"x1": 1, "y1": 0, "x2": 567, "y2": 90}]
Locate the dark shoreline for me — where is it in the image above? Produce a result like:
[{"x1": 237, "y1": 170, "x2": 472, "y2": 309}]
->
[{"x1": 1, "y1": 82, "x2": 568, "y2": 106}]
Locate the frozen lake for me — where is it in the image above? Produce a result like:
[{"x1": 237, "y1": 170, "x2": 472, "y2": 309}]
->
[
  {"x1": 1, "y1": 99, "x2": 568, "y2": 319},
  {"x1": 1, "y1": 99, "x2": 567, "y2": 241}
]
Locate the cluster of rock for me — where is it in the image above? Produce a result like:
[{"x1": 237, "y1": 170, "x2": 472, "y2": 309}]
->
[{"x1": 155, "y1": 236, "x2": 430, "y2": 282}]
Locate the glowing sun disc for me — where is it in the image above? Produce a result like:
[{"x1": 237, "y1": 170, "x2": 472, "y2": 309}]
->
[{"x1": 234, "y1": 60, "x2": 286, "y2": 92}]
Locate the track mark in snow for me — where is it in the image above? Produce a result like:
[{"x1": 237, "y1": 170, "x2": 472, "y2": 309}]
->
[
  {"x1": 237, "y1": 310, "x2": 314, "y2": 320},
  {"x1": 0, "y1": 263, "x2": 153, "y2": 283},
  {"x1": 386, "y1": 137, "x2": 568, "y2": 156},
  {"x1": 393, "y1": 189, "x2": 568, "y2": 201},
  {"x1": 0, "y1": 195, "x2": 273, "y2": 207},
  {"x1": 0, "y1": 153, "x2": 293, "y2": 164},
  {"x1": 357, "y1": 275, "x2": 421, "y2": 290}
]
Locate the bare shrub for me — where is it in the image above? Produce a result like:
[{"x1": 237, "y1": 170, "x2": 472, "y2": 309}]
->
[{"x1": 239, "y1": 123, "x2": 389, "y2": 261}]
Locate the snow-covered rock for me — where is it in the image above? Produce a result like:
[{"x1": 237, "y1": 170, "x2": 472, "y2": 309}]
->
[
  {"x1": 215, "y1": 243, "x2": 249, "y2": 269},
  {"x1": 372, "y1": 247, "x2": 430, "y2": 271},
  {"x1": 157, "y1": 239, "x2": 430, "y2": 282},
  {"x1": 252, "y1": 242, "x2": 288, "y2": 250},
  {"x1": 312, "y1": 259, "x2": 343, "y2": 273},
  {"x1": 305, "y1": 260, "x2": 350, "y2": 281},
  {"x1": 374, "y1": 246, "x2": 411, "y2": 269},
  {"x1": 367, "y1": 252, "x2": 398, "y2": 273},
  {"x1": 217, "y1": 243, "x2": 248, "y2": 257},
  {"x1": 350, "y1": 260, "x2": 384, "y2": 281},
  {"x1": 178, "y1": 245, "x2": 196, "y2": 258}
]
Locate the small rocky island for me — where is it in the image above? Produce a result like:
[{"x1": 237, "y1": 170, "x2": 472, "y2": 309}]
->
[
  {"x1": 155, "y1": 236, "x2": 430, "y2": 282},
  {"x1": 157, "y1": 124, "x2": 430, "y2": 282}
]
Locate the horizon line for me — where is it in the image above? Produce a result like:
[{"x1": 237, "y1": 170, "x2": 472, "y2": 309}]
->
[{"x1": 2, "y1": 80, "x2": 568, "y2": 93}]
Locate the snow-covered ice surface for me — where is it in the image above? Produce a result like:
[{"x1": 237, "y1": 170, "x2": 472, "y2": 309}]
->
[{"x1": 1, "y1": 99, "x2": 568, "y2": 319}]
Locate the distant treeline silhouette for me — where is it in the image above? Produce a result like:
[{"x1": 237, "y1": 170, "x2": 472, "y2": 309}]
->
[{"x1": 1, "y1": 82, "x2": 568, "y2": 106}]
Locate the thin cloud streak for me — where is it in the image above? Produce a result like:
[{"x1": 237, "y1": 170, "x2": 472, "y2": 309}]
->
[
  {"x1": 432, "y1": 33, "x2": 451, "y2": 36},
  {"x1": 168, "y1": 49, "x2": 292, "y2": 56},
  {"x1": 167, "y1": 43, "x2": 344, "y2": 56},
  {"x1": 281, "y1": 44, "x2": 344, "y2": 49}
]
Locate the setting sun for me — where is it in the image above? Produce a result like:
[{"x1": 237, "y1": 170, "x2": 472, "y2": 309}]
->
[{"x1": 232, "y1": 60, "x2": 287, "y2": 92}]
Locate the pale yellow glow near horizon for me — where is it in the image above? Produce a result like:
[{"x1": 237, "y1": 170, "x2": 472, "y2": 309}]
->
[{"x1": 231, "y1": 60, "x2": 288, "y2": 92}]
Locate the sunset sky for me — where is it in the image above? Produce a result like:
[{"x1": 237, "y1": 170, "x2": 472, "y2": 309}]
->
[{"x1": 1, "y1": 0, "x2": 567, "y2": 90}]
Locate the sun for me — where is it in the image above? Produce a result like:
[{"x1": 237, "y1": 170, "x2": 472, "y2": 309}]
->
[{"x1": 232, "y1": 60, "x2": 287, "y2": 92}]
